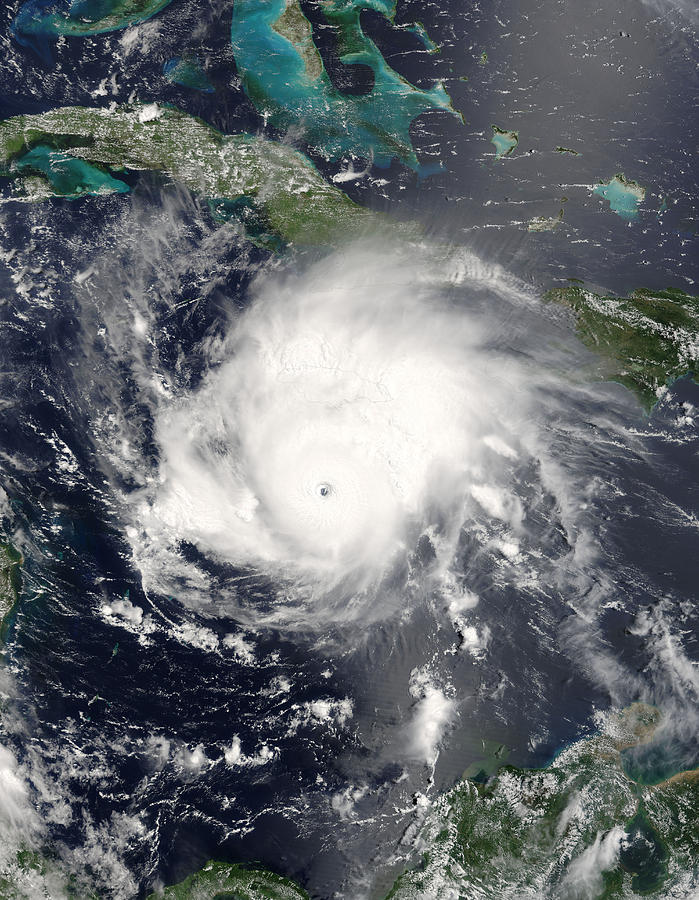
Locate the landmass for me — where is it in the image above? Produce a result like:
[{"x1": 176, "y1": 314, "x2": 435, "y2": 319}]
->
[
  {"x1": 490, "y1": 124, "x2": 518, "y2": 158},
  {"x1": 230, "y1": 0, "x2": 461, "y2": 170},
  {"x1": 0, "y1": 849, "x2": 98, "y2": 900},
  {"x1": 385, "y1": 704, "x2": 698, "y2": 899},
  {"x1": 528, "y1": 206, "x2": 565, "y2": 231},
  {"x1": 2, "y1": 705, "x2": 696, "y2": 898},
  {"x1": 0, "y1": 104, "x2": 390, "y2": 246},
  {"x1": 145, "y1": 861, "x2": 310, "y2": 899},
  {"x1": 12, "y1": 0, "x2": 457, "y2": 172},
  {"x1": 0, "y1": 541, "x2": 22, "y2": 643},
  {"x1": 545, "y1": 283, "x2": 699, "y2": 410},
  {"x1": 13, "y1": 0, "x2": 173, "y2": 41},
  {"x1": 2, "y1": 848, "x2": 308, "y2": 899},
  {"x1": 12, "y1": 143, "x2": 131, "y2": 198},
  {"x1": 147, "y1": 706, "x2": 698, "y2": 899},
  {"x1": 0, "y1": 106, "x2": 695, "y2": 411},
  {"x1": 593, "y1": 173, "x2": 646, "y2": 220},
  {"x1": 555, "y1": 146, "x2": 580, "y2": 155}
]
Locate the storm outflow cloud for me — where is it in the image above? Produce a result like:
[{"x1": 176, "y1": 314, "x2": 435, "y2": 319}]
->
[
  {"x1": 642, "y1": 0, "x2": 699, "y2": 26},
  {"x1": 131, "y1": 242, "x2": 569, "y2": 620}
]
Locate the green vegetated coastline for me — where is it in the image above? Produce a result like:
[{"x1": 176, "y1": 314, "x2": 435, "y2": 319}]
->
[
  {"x1": 490, "y1": 124, "x2": 518, "y2": 158},
  {"x1": 134, "y1": 705, "x2": 698, "y2": 899},
  {"x1": 384, "y1": 704, "x2": 698, "y2": 899},
  {"x1": 0, "y1": 0, "x2": 695, "y2": 894},
  {"x1": 0, "y1": 541, "x2": 21, "y2": 644},
  {"x1": 593, "y1": 173, "x2": 646, "y2": 220},
  {"x1": 4, "y1": 705, "x2": 695, "y2": 899},
  {"x1": 546, "y1": 283, "x2": 699, "y2": 410},
  {"x1": 144, "y1": 861, "x2": 310, "y2": 899},
  {"x1": 0, "y1": 103, "x2": 391, "y2": 246},
  {"x1": 12, "y1": 0, "x2": 459, "y2": 172},
  {"x1": 0, "y1": 103, "x2": 689, "y2": 412},
  {"x1": 0, "y1": 104, "x2": 697, "y2": 897}
]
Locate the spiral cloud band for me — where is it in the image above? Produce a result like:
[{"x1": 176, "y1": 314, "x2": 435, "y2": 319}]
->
[{"x1": 127, "y1": 242, "x2": 588, "y2": 621}]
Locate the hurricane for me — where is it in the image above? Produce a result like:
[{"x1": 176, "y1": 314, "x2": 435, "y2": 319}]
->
[
  {"x1": 1, "y1": 0, "x2": 697, "y2": 893},
  {"x1": 0, "y1": 184, "x2": 697, "y2": 897},
  {"x1": 91, "y1": 236, "x2": 600, "y2": 628},
  {"x1": 145, "y1": 247, "x2": 514, "y2": 591}
]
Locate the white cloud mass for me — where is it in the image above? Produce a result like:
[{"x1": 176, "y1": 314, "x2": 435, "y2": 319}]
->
[{"x1": 122, "y1": 241, "x2": 588, "y2": 625}]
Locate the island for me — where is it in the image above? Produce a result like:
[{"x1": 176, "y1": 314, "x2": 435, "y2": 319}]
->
[
  {"x1": 404, "y1": 22, "x2": 438, "y2": 54},
  {"x1": 0, "y1": 542, "x2": 21, "y2": 643},
  {"x1": 3, "y1": 704, "x2": 696, "y2": 898},
  {"x1": 13, "y1": 0, "x2": 458, "y2": 170},
  {"x1": 12, "y1": 143, "x2": 131, "y2": 198},
  {"x1": 528, "y1": 206, "x2": 565, "y2": 231},
  {"x1": 593, "y1": 173, "x2": 646, "y2": 220},
  {"x1": 1, "y1": 107, "x2": 694, "y2": 411},
  {"x1": 0, "y1": 104, "x2": 391, "y2": 246},
  {"x1": 545, "y1": 283, "x2": 699, "y2": 410},
  {"x1": 490, "y1": 124, "x2": 518, "y2": 158},
  {"x1": 140, "y1": 705, "x2": 698, "y2": 899}
]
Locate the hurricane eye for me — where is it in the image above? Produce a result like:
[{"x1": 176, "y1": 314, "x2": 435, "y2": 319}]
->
[{"x1": 317, "y1": 482, "x2": 332, "y2": 498}]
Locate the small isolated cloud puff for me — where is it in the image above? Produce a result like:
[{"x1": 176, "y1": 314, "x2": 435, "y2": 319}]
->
[{"x1": 102, "y1": 597, "x2": 143, "y2": 626}]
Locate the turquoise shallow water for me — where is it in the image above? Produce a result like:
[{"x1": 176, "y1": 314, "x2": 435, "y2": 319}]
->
[
  {"x1": 14, "y1": 145, "x2": 130, "y2": 197},
  {"x1": 230, "y1": 0, "x2": 459, "y2": 170},
  {"x1": 13, "y1": 0, "x2": 173, "y2": 36},
  {"x1": 11, "y1": 0, "x2": 174, "y2": 64},
  {"x1": 593, "y1": 176, "x2": 645, "y2": 219},
  {"x1": 490, "y1": 126, "x2": 518, "y2": 158},
  {"x1": 15, "y1": 0, "x2": 458, "y2": 169},
  {"x1": 164, "y1": 57, "x2": 215, "y2": 93},
  {"x1": 622, "y1": 738, "x2": 698, "y2": 787}
]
